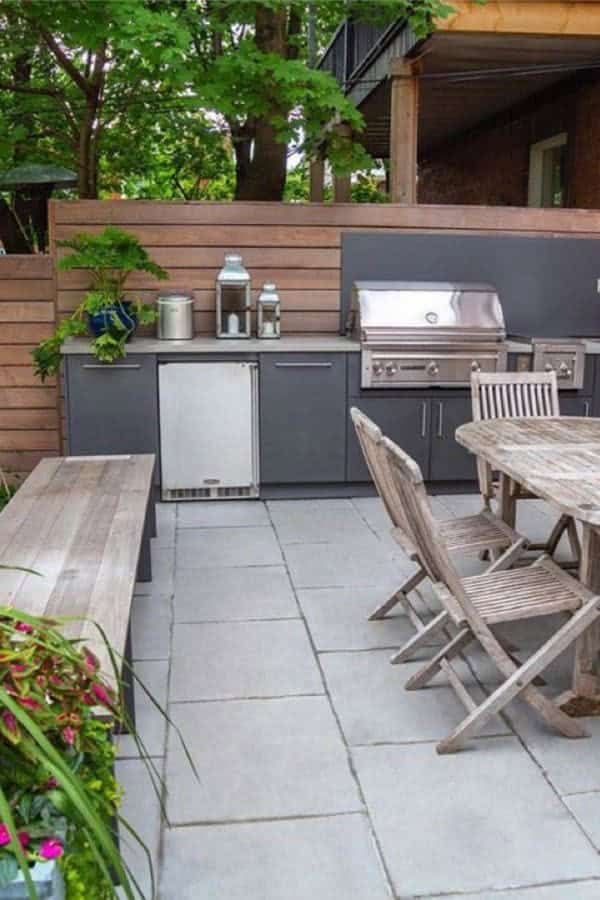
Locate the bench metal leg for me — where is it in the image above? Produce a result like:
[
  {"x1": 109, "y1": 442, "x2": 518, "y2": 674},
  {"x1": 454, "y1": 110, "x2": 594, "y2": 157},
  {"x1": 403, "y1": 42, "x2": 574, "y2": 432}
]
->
[
  {"x1": 116, "y1": 622, "x2": 136, "y2": 734},
  {"x1": 136, "y1": 498, "x2": 153, "y2": 583}
]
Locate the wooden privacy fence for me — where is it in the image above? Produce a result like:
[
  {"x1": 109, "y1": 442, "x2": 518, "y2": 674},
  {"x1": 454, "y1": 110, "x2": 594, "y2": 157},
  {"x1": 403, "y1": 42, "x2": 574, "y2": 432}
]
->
[
  {"x1": 0, "y1": 255, "x2": 58, "y2": 478},
  {"x1": 4, "y1": 199, "x2": 600, "y2": 476}
]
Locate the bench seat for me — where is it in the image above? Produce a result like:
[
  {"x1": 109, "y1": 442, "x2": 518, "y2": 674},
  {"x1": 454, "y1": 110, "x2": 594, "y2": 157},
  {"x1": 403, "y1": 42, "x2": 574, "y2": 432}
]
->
[{"x1": 0, "y1": 454, "x2": 155, "y2": 689}]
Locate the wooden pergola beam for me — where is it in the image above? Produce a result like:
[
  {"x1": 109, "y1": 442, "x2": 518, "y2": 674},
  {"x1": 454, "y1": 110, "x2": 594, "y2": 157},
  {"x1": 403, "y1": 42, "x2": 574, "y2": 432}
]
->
[
  {"x1": 437, "y1": 0, "x2": 600, "y2": 37},
  {"x1": 389, "y1": 59, "x2": 418, "y2": 204}
]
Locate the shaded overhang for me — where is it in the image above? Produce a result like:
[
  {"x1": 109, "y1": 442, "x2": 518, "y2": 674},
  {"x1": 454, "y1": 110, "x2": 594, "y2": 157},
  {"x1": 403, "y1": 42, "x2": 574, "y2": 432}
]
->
[{"x1": 352, "y1": 30, "x2": 600, "y2": 158}]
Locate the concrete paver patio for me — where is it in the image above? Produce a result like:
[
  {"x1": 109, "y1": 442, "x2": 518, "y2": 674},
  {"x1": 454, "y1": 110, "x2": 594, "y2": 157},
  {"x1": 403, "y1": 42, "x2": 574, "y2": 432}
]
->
[{"x1": 120, "y1": 494, "x2": 600, "y2": 899}]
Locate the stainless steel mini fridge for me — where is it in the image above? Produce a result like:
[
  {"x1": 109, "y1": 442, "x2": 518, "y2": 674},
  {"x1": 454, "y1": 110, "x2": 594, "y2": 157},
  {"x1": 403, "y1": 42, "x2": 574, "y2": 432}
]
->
[{"x1": 159, "y1": 362, "x2": 259, "y2": 500}]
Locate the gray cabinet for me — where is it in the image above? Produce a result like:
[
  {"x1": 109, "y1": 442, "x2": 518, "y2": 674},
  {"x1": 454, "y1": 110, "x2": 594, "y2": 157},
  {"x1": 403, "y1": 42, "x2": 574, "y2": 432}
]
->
[
  {"x1": 260, "y1": 354, "x2": 347, "y2": 483},
  {"x1": 65, "y1": 354, "x2": 159, "y2": 482},
  {"x1": 347, "y1": 397, "x2": 430, "y2": 481},
  {"x1": 559, "y1": 395, "x2": 592, "y2": 418},
  {"x1": 429, "y1": 396, "x2": 477, "y2": 482}
]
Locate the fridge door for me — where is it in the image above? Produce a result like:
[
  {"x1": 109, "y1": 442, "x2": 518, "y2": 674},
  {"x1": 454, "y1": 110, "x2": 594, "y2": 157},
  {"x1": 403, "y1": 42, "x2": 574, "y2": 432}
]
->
[{"x1": 159, "y1": 362, "x2": 259, "y2": 500}]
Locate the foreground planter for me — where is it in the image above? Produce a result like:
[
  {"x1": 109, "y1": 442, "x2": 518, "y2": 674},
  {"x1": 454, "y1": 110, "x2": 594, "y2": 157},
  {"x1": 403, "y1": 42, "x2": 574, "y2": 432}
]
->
[{"x1": 0, "y1": 861, "x2": 65, "y2": 900}]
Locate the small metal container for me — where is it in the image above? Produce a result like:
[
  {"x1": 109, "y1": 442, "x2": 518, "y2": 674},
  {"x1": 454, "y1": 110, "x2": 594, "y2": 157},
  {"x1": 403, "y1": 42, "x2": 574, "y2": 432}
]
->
[{"x1": 157, "y1": 292, "x2": 193, "y2": 340}]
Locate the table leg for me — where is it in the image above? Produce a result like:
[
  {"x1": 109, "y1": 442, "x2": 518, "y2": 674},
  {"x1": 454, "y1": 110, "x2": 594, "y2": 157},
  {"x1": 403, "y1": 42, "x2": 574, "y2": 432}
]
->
[
  {"x1": 573, "y1": 524, "x2": 600, "y2": 697},
  {"x1": 498, "y1": 473, "x2": 517, "y2": 529}
]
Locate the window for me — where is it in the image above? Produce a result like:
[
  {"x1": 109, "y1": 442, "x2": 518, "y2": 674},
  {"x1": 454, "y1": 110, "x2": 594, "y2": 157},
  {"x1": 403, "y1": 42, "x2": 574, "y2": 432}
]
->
[{"x1": 528, "y1": 133, "x2": 567, "y2": 208}]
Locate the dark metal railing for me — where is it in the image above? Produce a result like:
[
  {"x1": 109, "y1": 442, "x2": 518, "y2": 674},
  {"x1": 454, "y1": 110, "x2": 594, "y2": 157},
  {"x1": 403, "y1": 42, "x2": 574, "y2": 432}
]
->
[{"x1": 319, "y1": 19, "x2": 390, "y2": 91}]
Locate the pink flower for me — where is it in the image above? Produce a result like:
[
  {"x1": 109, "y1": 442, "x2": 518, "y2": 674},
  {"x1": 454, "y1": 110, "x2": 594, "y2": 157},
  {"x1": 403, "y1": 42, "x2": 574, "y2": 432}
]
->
[
  {"x1": 0, "y1": 825, "x2": 28, "y2": 849},
  {"x1": 16, "y1": 696, "x2": 41, "y2": 710},
  {"x1": 39, "y1": 838, "x2": 64, "y2": 860},
  {"x1": 15, "y1": 622, "x2": 33, "y2": 633},
  {"x1": 82, "y1": 650, "x2": 99, "y2": 674},
  {"x1": 62, "y1": 726, "x2": 76, "y2": 745},
  {"x1": 91, "y1": 682, "x2": 113, "y2": 707},
  {"x1": 45, "y1": 777, "x2": 58, "y2": 790},
  {"x1": 1, "y1": 711, "x2": 18, "y2": 735}
]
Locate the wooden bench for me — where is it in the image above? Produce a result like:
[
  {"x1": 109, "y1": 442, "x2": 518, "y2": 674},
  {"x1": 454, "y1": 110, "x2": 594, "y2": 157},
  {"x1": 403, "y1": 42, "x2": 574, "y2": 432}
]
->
[{"x1": 0, "y1": 454, "x2": 155, "y2": 720}]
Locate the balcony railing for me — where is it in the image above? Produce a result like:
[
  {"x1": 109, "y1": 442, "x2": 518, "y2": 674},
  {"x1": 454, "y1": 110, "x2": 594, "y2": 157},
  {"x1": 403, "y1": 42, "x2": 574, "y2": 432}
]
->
[{"x1": 318, "y1": 18, "x2": 402, "y2": 91}]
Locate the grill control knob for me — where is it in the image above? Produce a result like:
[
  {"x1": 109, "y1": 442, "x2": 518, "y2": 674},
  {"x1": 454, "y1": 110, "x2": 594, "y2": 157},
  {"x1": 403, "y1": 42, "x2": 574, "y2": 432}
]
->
[
  {"x1": 471, "y1": 360, "x2": 481, "y2": 373},
  {"x1": 427, "y1": 361, "x2": 439, "y2": 376},
  {"x1": 544, "y1": 362, "x2": 555, "y2": 372},
  {"x1": 372, "y1": 361, "x2": 383, "y2": 376},
  {"x1": 385, "y1": 362, "x2": 398, "y2": 376}
]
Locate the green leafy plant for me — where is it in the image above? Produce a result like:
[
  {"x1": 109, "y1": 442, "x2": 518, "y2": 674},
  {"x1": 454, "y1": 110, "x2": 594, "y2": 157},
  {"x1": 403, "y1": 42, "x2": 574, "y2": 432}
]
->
[
  {"x1": 32, "y1": 227, "x2": 168, "y2": 381},
  {"x1": 0, "y1": 607, "x2": 196, "y2": 899}
]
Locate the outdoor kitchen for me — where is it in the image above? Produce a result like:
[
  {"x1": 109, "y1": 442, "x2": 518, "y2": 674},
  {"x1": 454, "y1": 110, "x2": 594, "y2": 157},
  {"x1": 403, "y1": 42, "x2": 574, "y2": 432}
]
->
[{"x1": 59, "y1": 226, "x2": 600, "y2": 501}]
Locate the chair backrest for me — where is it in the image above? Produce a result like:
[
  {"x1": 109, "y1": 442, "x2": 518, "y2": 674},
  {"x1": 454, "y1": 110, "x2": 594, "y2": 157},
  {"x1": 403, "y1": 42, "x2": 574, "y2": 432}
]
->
[
  {"x1": 471, "y1": 371, "x2": 560, "y2": 502},
  {"x1": 349, "y1": 407, "x2": 415, "y2": 547},
  {"x1": 471, "y1": 371, "x2": 560, "y2": 421},
  {"x1": 381, "y1": 435, "x2": 466, "y2": 599}
]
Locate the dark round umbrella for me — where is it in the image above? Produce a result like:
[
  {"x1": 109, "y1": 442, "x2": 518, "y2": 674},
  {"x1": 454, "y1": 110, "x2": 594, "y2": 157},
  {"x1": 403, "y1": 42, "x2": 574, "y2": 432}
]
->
[{"x1": 0, "y1": 163, "x2": 77, "y2": 189}]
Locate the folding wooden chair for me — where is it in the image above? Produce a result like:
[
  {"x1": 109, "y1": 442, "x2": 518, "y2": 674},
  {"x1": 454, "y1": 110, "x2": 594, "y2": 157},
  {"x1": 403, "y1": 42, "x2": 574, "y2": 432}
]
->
[
  {"x1": 382, "y1": 434, "x2": 600, "y2": 754},
  {"x1": 350, "y1": 407, "x2": 528, "y2": 663},
  {"x1": 471, "y1": 371, "x2": 580, "y2": 562}
]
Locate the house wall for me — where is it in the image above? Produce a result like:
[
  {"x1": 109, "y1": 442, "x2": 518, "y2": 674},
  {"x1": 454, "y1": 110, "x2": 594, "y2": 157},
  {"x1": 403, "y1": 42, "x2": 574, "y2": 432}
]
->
[
  {"x1": 0, "y1": 255, "x2": 59, "y2": 479},
  {"x1": 4, "y1": 200, "x2": 600, "y2": 476},
  {"x1": 418, "y1": 77, "x2": 600, "y2": 209}
]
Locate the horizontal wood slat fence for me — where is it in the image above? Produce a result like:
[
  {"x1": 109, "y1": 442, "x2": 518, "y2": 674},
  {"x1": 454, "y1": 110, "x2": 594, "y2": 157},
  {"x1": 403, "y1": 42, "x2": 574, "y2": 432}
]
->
[
  {"x1": 3, "y1": 199, "x2": 600, "y2": 476},
  {"x1": 0, "y1": 254, "x2": 58, "y2": 478}
]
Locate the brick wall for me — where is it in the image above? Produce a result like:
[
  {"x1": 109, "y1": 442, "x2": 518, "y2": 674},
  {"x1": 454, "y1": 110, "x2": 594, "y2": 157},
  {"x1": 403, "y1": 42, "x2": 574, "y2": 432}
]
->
[{"x1": 418, "y1": 76, "x2": 600, "y2": 209}]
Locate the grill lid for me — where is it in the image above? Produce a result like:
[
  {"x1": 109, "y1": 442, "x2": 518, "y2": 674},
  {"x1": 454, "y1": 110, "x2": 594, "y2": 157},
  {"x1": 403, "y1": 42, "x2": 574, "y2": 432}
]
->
[{"x1": 348, "y1": 281, "x2": 506, "y2": 344}]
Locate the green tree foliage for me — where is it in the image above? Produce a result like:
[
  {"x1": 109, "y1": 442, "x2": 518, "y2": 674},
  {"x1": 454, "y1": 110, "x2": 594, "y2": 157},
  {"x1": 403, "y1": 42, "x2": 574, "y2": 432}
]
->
[{"x1": 0, "y1": 1, "x2": 455, "y2": 202}]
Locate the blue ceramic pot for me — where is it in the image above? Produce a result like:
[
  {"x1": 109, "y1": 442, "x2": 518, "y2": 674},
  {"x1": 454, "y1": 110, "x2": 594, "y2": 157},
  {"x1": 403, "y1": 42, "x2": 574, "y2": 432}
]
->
[{"x1": 87, "y1": 302, "x2": 137, "y2": 342}]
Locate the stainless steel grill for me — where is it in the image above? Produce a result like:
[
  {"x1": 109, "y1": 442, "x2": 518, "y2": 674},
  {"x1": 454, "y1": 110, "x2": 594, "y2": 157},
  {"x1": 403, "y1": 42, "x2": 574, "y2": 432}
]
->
[{"x1": 348, "y1": 281, "x2": 508, "y2": 388}]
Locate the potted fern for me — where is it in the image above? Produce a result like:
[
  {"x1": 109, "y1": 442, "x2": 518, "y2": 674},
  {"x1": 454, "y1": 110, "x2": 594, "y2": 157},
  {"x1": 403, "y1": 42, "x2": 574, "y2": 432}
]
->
[{"x1": 32, "y1": 227, "x2": 168, "y2": 381}]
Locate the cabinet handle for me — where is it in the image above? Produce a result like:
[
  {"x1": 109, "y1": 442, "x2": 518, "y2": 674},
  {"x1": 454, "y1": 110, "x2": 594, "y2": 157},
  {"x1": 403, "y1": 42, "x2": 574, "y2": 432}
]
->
[
  {"x1": 584, "y1": 400, "x2": 591, "y2": 417},
  {"x1": 82, "y1": 364, "x2": 141, "y2": 370},
  {"x1": 421, "y1": 401, "x2": 428, "y2": 438},
  {"x1": 437, "y1": 401, "x2": 444, "y2": 438},
  {"x1": 274, "y1": 362, "x2": 333, "y2": 368}
]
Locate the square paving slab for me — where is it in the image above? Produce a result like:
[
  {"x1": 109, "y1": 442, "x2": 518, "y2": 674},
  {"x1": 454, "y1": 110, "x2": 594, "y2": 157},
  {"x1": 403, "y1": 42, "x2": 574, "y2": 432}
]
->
[
  {"x1": 283, "y1": 537, "x2": 407, "y2": 589},
  {"x1": 268, "y1": 498, "x2": 369, "y2": 544},
  {"x1": 116, "y1": 659, "x2": 169, "y2": 759},
  {"x1": 159, "y1": 814, "x2": 390, "y2": 900},
  {"x1": 165, "y1": 695, "x2": 362, "y2": 825},
  {"x1": 321, "y1": 649, "x2": 509, "y2": 745},
  {"x1": 170, "y1": 620, "x2": 322, "y2": 701},
  {"x1": 177, "y1": 525, "x2": 283, "y2": 568},
  {"x1": 353, "y1": 738, "x2": 600, "y2": 896},
  {"x1": 177, "y1": 500, "x2": 270, "y2": 529},
  {"x1": 298, "y1": 585, "x2": 419, "y2": 651},
  {"x1": 173, "y1": 565, "x2": 297, "y2": 622}
]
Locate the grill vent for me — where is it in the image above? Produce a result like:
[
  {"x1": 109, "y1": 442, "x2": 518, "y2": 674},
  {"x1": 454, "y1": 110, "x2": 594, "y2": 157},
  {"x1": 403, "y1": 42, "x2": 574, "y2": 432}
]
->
[{"x1": 162, "y1": 485, "x2": 258, "y2": 502}]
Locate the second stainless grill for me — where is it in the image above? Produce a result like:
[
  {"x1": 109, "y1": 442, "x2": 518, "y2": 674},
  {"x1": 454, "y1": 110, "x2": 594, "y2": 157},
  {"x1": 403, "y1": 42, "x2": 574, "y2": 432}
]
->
[{"x1": 348, "y1": 281, "x2": 508, "y2": 388}]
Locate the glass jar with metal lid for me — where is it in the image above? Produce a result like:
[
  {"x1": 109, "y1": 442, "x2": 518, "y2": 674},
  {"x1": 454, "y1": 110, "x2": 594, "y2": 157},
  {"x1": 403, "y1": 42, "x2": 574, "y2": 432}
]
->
[
  {"x1": 157, "y1": 292, "x2": 194, "y2": 340},
  {"x1": 257, "y1": 282, "x2": 281, "y2": 339}
]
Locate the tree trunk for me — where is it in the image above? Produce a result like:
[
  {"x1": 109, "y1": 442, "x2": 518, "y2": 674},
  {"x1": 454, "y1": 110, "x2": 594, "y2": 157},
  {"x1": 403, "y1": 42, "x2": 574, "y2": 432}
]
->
[{"x1": 233, "y1": 4, "x2": 290, "y2": 201}]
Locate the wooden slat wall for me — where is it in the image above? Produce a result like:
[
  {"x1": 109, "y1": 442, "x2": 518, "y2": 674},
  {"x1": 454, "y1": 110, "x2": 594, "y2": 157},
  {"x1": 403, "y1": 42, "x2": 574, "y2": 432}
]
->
[
  {"x1": 51, "y1": 200, "x2": 600, "y2": 338},
  {"x1": 0, "y1": 255, "x2": 58, "y2": 478},
  {"x1": 2, "y1": 199, "x2": 599, "y2": 477}
]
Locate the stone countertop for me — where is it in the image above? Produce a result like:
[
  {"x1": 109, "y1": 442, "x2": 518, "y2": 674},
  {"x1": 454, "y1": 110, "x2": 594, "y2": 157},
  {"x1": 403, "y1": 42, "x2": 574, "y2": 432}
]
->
[{"x1": 61, "y1": 335, "x2": 362, "y2": 355}]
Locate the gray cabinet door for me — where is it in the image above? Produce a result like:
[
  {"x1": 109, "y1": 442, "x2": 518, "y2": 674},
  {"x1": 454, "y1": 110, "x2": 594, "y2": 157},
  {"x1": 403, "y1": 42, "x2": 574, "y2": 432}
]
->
[
  {"x1": 347, "y1": 397, "x2": 430, "y2": 481},
  {"x1": 260, "y1": 354, "x2": 347, "y2": 483},
  {"x1": 429, "y1": 396, "x2": 477, "y2": 482},
  {"x1": 65, "y1": 355, "x2": 159, "y2": 481},
  {"x1": 559, "y1": 396, "x2": 593, "y2": 418}
]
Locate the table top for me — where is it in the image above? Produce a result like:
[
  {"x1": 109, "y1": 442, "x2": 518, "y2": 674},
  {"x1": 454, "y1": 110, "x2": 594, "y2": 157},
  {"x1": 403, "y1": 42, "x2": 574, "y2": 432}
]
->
[
  {"x1": 456, "y1": 417, "x2": 600, "y2": 526},
  {"x1": 0, "y1": 454, "x2": 154, "y2": 678}
]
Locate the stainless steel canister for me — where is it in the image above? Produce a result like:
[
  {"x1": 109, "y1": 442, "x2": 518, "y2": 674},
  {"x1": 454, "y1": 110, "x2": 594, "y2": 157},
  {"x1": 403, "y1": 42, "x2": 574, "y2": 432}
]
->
[{"x1": 157, "y1": 293, "x2": 193, "y2": 340}]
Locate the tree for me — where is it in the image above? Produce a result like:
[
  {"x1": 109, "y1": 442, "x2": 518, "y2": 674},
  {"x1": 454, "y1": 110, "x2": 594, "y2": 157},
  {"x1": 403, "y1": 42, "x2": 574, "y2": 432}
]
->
[{"x1": 0, "y1": 1, "x2": 454, "y2": 203}]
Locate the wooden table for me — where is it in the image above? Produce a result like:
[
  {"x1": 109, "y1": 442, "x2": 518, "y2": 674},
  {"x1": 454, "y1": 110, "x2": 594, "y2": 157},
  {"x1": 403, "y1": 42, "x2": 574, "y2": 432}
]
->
[
  {"x1": 456, "y1": 417, "x2": 600, "y2": 706},
  {"x1": 0, "y1": 455, "x2": 155, "y2": 686}
]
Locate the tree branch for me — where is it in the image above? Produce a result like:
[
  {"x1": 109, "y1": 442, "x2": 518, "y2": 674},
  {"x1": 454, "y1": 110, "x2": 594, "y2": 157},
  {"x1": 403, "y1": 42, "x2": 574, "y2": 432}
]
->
[{"x1": 36, "y1": 25, "x2": 90, "y2": 94}]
